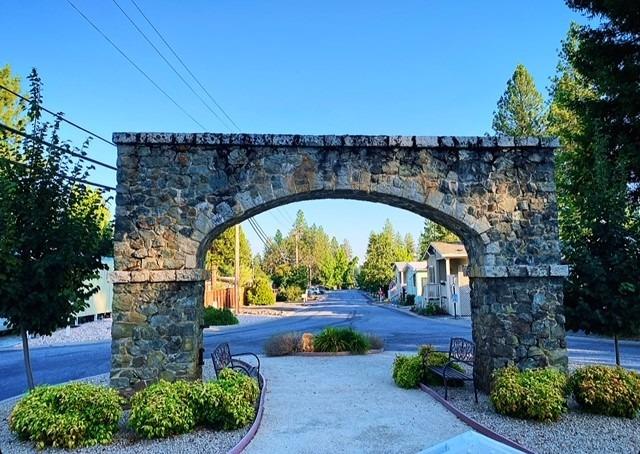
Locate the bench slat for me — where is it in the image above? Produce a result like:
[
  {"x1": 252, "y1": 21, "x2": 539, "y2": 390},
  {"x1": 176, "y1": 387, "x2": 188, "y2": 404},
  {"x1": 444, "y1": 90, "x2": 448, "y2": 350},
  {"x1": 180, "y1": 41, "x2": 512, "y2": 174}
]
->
[{"x1": 428, "y1": 366, "x2": 472, "y2": 381}]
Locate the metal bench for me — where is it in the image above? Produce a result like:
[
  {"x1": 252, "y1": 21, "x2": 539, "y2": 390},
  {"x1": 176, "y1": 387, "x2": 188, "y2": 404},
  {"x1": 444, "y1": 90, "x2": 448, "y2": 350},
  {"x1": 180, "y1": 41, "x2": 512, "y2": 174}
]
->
[
  {"x1": 427, "y1": 337, "x2": 477, "y2": 403},
  {"x1": 211, "y1": 342, "x2": 261, "y2": 387}
]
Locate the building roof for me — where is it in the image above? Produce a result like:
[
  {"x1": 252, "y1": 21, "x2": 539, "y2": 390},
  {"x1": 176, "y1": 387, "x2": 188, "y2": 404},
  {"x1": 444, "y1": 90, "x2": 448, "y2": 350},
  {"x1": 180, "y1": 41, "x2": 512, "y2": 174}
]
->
[
  {"x1": 392, "y1": 261, "x2": 409, "y2": 271},
  {"x1": 429, "y1": 242, "x2": 468, "y2": 259},
  {"x1": 404, "y1": 261, "x2": 429, "y2": 272}
]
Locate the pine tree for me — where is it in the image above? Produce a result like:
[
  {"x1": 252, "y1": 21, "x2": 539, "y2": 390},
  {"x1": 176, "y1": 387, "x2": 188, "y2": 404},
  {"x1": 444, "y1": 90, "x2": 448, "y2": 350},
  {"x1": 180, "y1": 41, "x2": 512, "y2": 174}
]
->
[
  {"x1": 417, "y1": 220, "x2": 459, "y2": 259},
  {"x1": 492, "y1": 64, "x2": 547, "y2": 136}
]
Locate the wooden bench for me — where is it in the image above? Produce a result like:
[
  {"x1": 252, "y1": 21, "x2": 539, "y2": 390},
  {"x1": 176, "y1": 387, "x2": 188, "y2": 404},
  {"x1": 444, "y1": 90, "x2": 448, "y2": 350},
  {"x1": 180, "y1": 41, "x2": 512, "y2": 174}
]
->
[
  {"x1": 427, "y1": 337, "x2": 477, "y2": 403},
  {"x1": 211, "y1": 342, "x2": 261, "y2": 387}
]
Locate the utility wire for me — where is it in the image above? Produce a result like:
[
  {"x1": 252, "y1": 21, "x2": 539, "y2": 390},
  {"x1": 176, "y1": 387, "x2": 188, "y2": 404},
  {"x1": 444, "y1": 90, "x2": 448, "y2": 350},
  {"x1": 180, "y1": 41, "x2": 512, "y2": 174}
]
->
[
  {"x1": 0, "y1": 122, "x2": 117, "y2": 171},
  {"x1": 0, "y1": 84, "x2": 116, "y2": 147},
  {"x1": 128, "y1": 0, "x2": 241, "y2": 132},
  {"x1": 65, "y1": 0, "x2": 207, "y2": 131},
  {"x1": 0, "y1": 155, "x2": 115, "y2": 191},
  {"x1": 111, "y1": 0, "x2": 231, "y2": 131}
]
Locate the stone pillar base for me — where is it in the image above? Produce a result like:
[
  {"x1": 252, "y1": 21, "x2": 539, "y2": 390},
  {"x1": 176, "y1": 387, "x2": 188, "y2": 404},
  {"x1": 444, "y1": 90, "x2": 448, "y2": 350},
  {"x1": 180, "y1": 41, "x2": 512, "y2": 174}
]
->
[
  {"x1": 471, "y1": 276, "x2": 568, "y2": 391},
  {"x1": 110, "y1": 280, "x2": 204, "y2": 397}
]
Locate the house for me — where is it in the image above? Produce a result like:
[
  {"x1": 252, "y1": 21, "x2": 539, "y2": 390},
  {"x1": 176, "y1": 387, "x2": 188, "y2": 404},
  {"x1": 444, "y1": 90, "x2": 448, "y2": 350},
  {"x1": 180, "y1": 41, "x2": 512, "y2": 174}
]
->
[
  {"x1": 388, "y1": 262, "x2": 409, "y2": 302},
  {"x1": 423, "y1": 242, "x2": 471, "y2": 316},
  {"x1": 388, "y1": 261, "x2": 429, "y2": 304},
  {"x1": 74, "y1": 256, "x2": 114, "y2": 323}
]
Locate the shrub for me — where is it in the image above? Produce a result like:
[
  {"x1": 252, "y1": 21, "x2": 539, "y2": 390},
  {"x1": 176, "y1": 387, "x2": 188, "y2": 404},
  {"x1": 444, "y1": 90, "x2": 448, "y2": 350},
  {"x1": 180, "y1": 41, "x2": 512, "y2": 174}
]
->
[
  {"x1": 276, "y1": 285, "x2": 304, "y2": 303},
  {"x1": 129, "y1": 380, "x2": 196, "y2": 439},
  {"x1": 264, "y1": 332, "x2": 302, "y2": 356},
  {"x1": 313, "y1": 327, "x2": 371, "y2": 354},
  {"x1": 392, "y1": 355, "x2": 422, "y2": 388},
  {"x1": 571, "y1": 365, "x2": 640, "y2": 418},
  {"x1": 213, "y1": 369, "x2": 260, "y2": 429},
  {"x1": 418, "y1": 344, "x2": 464, "y2": 387},
  {"x1": 491, "y1": 366, "x2": 569, "y2": 422},
  {"x1": 9, "y1": 383, "x2": 123, "y2": 449},
  {"x1": 203, "y1": 307, "x2": 239, "y2": 327},
  {"x1": 402, "y1": 294, "x2": 415, "y2": 306},
  {"x1": 246, "y1": 278, "x2": 275, "y2": 306},
  {"x1": 365, "y1": 333, "x2": 384, "y2": 350},
  {"x1": 413, "y1": 303, "x2": 448, "y2": 316}
]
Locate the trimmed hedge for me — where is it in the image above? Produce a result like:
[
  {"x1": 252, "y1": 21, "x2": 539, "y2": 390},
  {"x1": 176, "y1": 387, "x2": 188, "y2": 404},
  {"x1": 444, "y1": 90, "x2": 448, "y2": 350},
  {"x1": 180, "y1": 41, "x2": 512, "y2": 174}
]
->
[
  {"x1": 491, "y1": 366, "x2": 569, "y2": 422},
  {"x1": 571, "y1": 365, "x2": 640, "y2": 418},
  {"x1": 203, "y1": 307, "x2": 239, "y2": 327},
  {"x1": 129, "y1": 369, "x2": 260, "y2": 439},
  {"x1": 9, "y1": 383, "x2": 123, "y2": 449}
]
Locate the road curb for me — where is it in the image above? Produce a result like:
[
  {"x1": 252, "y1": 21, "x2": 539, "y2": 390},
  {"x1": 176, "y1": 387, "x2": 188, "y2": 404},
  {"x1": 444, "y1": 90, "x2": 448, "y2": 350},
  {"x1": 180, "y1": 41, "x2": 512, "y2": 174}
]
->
[{"x1": 228, "y1": 373, "x2": 267, "y2": 454}]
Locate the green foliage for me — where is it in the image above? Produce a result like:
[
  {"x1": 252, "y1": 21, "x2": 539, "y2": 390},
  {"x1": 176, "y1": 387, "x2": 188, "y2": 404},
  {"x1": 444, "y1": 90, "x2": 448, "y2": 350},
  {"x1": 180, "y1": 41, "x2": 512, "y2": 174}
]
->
[
  {"x1": 403, "y1": 294, "x2": 415, "y2": 306},
  {"x1": 313, "y1": 327, "x2": 371, "y2": 354},
  {"x1": 276, "y1": 285, "x2": 304, "y2": 302},
  {"x1": 570, "y1": 365, "x2": 640, "y2": 418},
  {"x1": 205, "y1": 226, "x2": 252, "y2": 285},
  {"x1": 490, "y1": 366, "x2": 569, "y2": 422},
  {"x1": 358, "y1": 219, "x2": 414, "y2": 292},
  {"x1": 0, "y1": 64, "x2": 27, "y2": 157},
  {"x1": 9, "y1": 383, "x2": 123, "y2": 449},
  {"x1": 203, "y1": 307, "x2": 239, "y2": 327},
  {"x1": 418, "y1": 344, "x2": 463, "y2": 387},
  {"x1": 130, "y1": 373, "x2": 260, "y2": 438},
  {"x1": 492, "y1": 63, "x2": 547, "y2": 136},
  {"x1": 246, "y1": 277, "x2": 275, "y2": 306},
  {"x1": 413, "y1": 303, "x2": 448, "y2": 316},
  {"x1": 392, "y1": 354, "x2": 422, "y2": 389},
  {"x1": 264, "y1": 332, "x2": 302, "y2": 356},
  {"x1": 417, "y1": 221, "x2": 460, "y2": 259},
  {"x1": 0, "y1": 69, "x2": 112, "y2": 389},
  {"x1": 549, "y1": 24, "x2": 640, "y2": 358}
]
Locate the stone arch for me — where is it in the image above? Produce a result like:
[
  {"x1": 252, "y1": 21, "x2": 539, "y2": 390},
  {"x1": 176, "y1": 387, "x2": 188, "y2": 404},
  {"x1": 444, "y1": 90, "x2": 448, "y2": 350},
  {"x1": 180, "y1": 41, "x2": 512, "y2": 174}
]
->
[{"x1": 110, "y1": 133, "x2": 568, "y2": 396}]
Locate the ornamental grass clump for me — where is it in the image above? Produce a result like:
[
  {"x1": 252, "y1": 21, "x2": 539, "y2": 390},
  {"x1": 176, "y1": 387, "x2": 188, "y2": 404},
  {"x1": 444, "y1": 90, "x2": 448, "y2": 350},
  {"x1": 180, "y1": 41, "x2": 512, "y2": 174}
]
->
[
  {"x1": 313, "y1": 327, "x2": 371, "y2": 354},
  {"x1": 264, "y1": 332, "x2": 302, "y2": 356},
  {"x1": 9, "y1": 383, "x2": 124, "y2": 450},
  {"x1": 491, "y1": 366, "x2": 569, "y2": 422},
  {"x1": 571, "y1": 365, "x2": 640, "y2": 418}
]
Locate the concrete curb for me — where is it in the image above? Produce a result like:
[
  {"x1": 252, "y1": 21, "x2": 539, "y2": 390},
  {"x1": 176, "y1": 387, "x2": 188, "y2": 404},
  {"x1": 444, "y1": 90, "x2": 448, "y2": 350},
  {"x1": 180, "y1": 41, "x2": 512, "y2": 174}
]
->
[
  {"x1": 228, "y1": 373, "x2": 267, "y2": 454},
  {"x1": 418, "y1": 383, "x2": 533, "y2": 454},
  {"x1": 293, "y1": 348, "x2": 385, "y2": 357}
]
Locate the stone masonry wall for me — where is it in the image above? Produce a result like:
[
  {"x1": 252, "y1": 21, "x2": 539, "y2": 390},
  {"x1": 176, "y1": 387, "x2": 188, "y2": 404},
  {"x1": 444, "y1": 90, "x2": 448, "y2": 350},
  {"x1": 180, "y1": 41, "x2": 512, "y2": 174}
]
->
[{"x1": 111, "y1": 133, "x2": 569, "y2": 393}]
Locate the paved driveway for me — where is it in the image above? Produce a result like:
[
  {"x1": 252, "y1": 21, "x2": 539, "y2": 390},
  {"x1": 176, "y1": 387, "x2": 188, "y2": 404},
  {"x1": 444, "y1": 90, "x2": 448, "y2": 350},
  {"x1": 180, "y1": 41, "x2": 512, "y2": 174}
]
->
[{"x1": 0, "y1": 290, "x2": 638, "y2": 400}]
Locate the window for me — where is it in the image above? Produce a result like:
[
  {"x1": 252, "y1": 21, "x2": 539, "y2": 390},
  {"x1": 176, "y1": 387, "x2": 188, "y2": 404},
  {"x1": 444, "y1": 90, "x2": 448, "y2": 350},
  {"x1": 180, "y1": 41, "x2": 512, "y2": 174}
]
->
[{"x1": 428, "y1": 266, "x2": 435, "y2": 284}]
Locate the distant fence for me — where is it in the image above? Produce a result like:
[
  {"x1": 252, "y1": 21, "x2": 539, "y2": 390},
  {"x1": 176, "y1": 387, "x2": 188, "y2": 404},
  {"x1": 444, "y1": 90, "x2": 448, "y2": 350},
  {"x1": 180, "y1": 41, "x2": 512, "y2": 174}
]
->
[{"x1": 204, "y1": 283, "x2": 243, "y2": 310}]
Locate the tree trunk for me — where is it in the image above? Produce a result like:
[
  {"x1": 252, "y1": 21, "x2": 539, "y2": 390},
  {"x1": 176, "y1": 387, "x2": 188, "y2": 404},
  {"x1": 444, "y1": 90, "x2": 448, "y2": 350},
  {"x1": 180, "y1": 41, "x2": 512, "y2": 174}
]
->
[
  {"x1": 20, "y1": 326, "x2": 35, "y2": 390},
  {"x1": 614, "y1": 333, "x2": 621, "y2": 366}
]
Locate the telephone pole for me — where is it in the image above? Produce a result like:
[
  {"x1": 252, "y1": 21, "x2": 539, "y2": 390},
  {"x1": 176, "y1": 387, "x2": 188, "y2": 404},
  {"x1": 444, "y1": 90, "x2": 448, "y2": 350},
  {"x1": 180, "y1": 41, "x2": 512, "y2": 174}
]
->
[{"x1": 234, "y1": 224, "x2": 240, "y2": 312}]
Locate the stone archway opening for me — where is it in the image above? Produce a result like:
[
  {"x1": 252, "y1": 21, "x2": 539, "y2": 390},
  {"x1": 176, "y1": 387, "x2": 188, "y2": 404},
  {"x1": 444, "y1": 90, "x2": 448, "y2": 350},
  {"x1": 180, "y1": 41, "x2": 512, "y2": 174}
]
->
[{"x1": 110, "y1": 133, "x2": 568, "y2": 396}]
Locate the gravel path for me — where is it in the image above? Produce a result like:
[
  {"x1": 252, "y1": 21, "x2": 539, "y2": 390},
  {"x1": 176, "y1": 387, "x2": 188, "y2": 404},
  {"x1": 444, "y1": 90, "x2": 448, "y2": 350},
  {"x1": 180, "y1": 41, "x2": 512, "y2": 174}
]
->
[
  {"x1": 433, "y1": 385, "x2": 640, "y2": 454},
  {"x1": 0, "y1": 364, "x2": 250, "y2": 454},
  {"x1": 244, "y1": 352, "x2": 470, "y2": 453}
]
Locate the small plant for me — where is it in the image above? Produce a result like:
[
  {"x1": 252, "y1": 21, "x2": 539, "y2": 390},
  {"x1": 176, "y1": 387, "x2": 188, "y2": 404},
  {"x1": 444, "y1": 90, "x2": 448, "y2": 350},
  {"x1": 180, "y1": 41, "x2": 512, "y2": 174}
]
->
[
  {"x1": 365, "y1": 333, "x2": 384, "y2": 350},
  {"x1": 401, "y1": 294, "x2": 416, "y2": 306},
  {"x1": 264, "y1": 332, "x2": 302, "y2": 356},
  {"x1": 392, "y1": 354, "x2": 422, "y2": 388},
  {"x1": 571, "y1": 365, "x2": 640, "y2": 418},
  {"x1": 246, "y1": 278, "x2": 275, "y2": 306},
  {"x1": 129, "y1": 380, "x2": 196, "y2": 439},
  {"x1": 203, "y1": 307, "x2": 239, "y2": 327},
  {"x1": 313, "y1": 327, "x2": 371, "y2": 354},
  {"x1": 9, "y1": 383, "x2": 124, "y2": 449},
  {"x1": 413, "y1": 303, "x2": 448, "y2": 316},
  {"x1": 418, "y1": 345, "x2": 463, "y2": 387},
  {"x1": 212, "y1": 369, "x2": 260, "y2": 429},
  {"x1": 491, "y1": 366, "x2": 569, "y2": 422},
  {"x1": 276, "y1": 285, "x2": 304, "y2": 303}
]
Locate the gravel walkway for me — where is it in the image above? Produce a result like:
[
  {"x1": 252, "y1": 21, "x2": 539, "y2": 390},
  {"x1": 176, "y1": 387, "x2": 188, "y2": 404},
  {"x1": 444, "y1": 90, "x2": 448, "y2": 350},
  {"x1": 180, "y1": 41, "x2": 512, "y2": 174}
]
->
[
  {"x1": 244, "y1": 352, "x2": 470, "y2": 454},
  {"x1": 0, "y1": 364, "x2": 249, "y2": 454},
  {"x1": 433, "y1": 385, "x2": 640, "y2": 454}
]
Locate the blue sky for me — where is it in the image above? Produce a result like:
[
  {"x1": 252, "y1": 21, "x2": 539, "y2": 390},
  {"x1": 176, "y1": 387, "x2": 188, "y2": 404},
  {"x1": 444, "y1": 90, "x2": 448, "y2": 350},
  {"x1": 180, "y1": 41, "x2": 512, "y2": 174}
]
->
[{"x1": 2, "y1": 1, "x2": 586, "y2": 260}]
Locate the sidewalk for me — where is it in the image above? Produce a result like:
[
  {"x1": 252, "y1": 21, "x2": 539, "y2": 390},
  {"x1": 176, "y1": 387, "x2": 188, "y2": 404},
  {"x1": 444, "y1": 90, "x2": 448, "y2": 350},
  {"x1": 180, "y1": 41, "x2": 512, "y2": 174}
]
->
[{"x1": 245, "y1": 352, "x2": 469, "y2": 453}]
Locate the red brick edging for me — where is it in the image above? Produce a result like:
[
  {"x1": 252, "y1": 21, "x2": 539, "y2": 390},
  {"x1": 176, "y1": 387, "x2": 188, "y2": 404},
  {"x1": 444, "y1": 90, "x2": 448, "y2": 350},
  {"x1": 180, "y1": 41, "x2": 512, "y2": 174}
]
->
[
  {"x1": 227, "y1": 374, "x2": 267, "y2": 454},
  {"x1": 418, "y1": 383, "x2": 534, "y2": 454}
]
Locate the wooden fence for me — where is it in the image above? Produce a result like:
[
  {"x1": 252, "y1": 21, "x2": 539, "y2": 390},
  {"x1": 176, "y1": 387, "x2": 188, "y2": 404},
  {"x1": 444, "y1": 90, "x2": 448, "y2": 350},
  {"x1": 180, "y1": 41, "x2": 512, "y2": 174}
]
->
[{"x1": 204, "y1": 282, "x2": 244, "y2": 310}]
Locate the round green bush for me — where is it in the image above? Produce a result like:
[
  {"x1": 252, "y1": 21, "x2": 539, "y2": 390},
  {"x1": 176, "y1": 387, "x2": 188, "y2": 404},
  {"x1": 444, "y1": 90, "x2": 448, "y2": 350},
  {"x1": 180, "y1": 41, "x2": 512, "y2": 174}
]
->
[
  {"x1": 247, "y1": 278, "x2": 276, "y2": 306},
  {"x1": 276, "y1": 285, "x2": 304, "y2": 303},
  {"x1": 313, "y1": 327, "x2": 371, "y2": 354},
  {"x1": 491, "y1": 366, "x2": 569, "y2": 422},
  {"x1": 203, "y1": 307, "x2": 239, "y2": 327},
  {"x1": 129, "y1": 380, "x2": 196, "y2": 439},
  {"x1": 571, "y1": 365, "x2": 640, "y2": 418},
  {"x1": 9, "y1": 383, "x2": 123, "y2": 449},
  {"x1": 392, "y1": 354, "x2": 423, "y2": 389}
]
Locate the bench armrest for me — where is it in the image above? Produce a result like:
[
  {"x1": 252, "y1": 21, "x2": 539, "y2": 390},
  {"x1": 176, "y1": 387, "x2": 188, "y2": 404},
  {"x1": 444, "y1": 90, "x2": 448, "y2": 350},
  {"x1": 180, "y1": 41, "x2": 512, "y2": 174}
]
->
[{"x1": 231, "y1": 352, "x2": 260, "y2": 371}]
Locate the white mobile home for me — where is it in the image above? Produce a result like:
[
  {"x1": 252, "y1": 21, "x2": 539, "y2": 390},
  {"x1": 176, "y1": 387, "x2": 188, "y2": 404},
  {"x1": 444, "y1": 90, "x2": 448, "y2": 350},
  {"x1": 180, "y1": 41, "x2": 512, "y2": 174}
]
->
[{"x1": 424, "y1": 242, "x2": 471, "y2": 316}]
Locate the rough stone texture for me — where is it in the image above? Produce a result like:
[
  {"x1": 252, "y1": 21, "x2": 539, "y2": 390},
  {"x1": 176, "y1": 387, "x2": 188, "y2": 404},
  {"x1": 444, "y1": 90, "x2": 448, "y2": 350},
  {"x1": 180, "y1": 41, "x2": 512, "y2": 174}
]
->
[{"x1": 111, "y1": 132, "x2": 567, "y2": 393}]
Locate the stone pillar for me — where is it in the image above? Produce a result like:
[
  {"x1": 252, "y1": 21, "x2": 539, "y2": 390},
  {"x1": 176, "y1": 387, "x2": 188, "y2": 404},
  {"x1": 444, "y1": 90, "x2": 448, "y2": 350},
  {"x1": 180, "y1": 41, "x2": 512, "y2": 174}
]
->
[
  {"x1": 110, "y1": 270, "x2": 206, "y2": 397},
  {"x1": 470, "y1": 266, "x2": 569, "y2": 391}
]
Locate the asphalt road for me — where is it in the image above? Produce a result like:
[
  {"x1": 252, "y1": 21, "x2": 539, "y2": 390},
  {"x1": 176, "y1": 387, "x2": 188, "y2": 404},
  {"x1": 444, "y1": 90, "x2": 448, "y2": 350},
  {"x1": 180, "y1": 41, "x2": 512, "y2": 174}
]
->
[{"x1": 0, "y1": 290, "x2": 638, "y2": 400}]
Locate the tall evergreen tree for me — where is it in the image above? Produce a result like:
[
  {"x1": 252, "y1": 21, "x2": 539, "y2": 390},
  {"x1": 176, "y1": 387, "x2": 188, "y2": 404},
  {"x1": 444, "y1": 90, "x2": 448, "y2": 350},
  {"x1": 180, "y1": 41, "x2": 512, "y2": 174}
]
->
[
  {"x1": 417, "y1": 220, "x2": 460, "y2": 259},
  {"x1": 0, "y1": 64, "x2": 27, "y2": 157},
  {"x1": 492, "y1": 64, "x2": 547, "y2": 136}
]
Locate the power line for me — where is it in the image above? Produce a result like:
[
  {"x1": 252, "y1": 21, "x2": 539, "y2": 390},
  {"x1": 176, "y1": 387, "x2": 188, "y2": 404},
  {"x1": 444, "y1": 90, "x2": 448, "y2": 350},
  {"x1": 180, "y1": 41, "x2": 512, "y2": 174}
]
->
[
  {"x1": 65, "y1": 0, "x2": 207, "y2": 131},
  {"x1": 111, "y1": 0, "x2": 231, "y2": 131},
  {"x1": 0, "y1": 155, "x2": 115, "y2": 191},
  {"x1": 0, "y1": 122, "x2": 117, "y2": 171},
  {"x1": 128, "y1": 0, "x2": 241, "y2": 132},
  {"x1": 0, "y1": 84, "x2": 116, "y2": 147}
]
